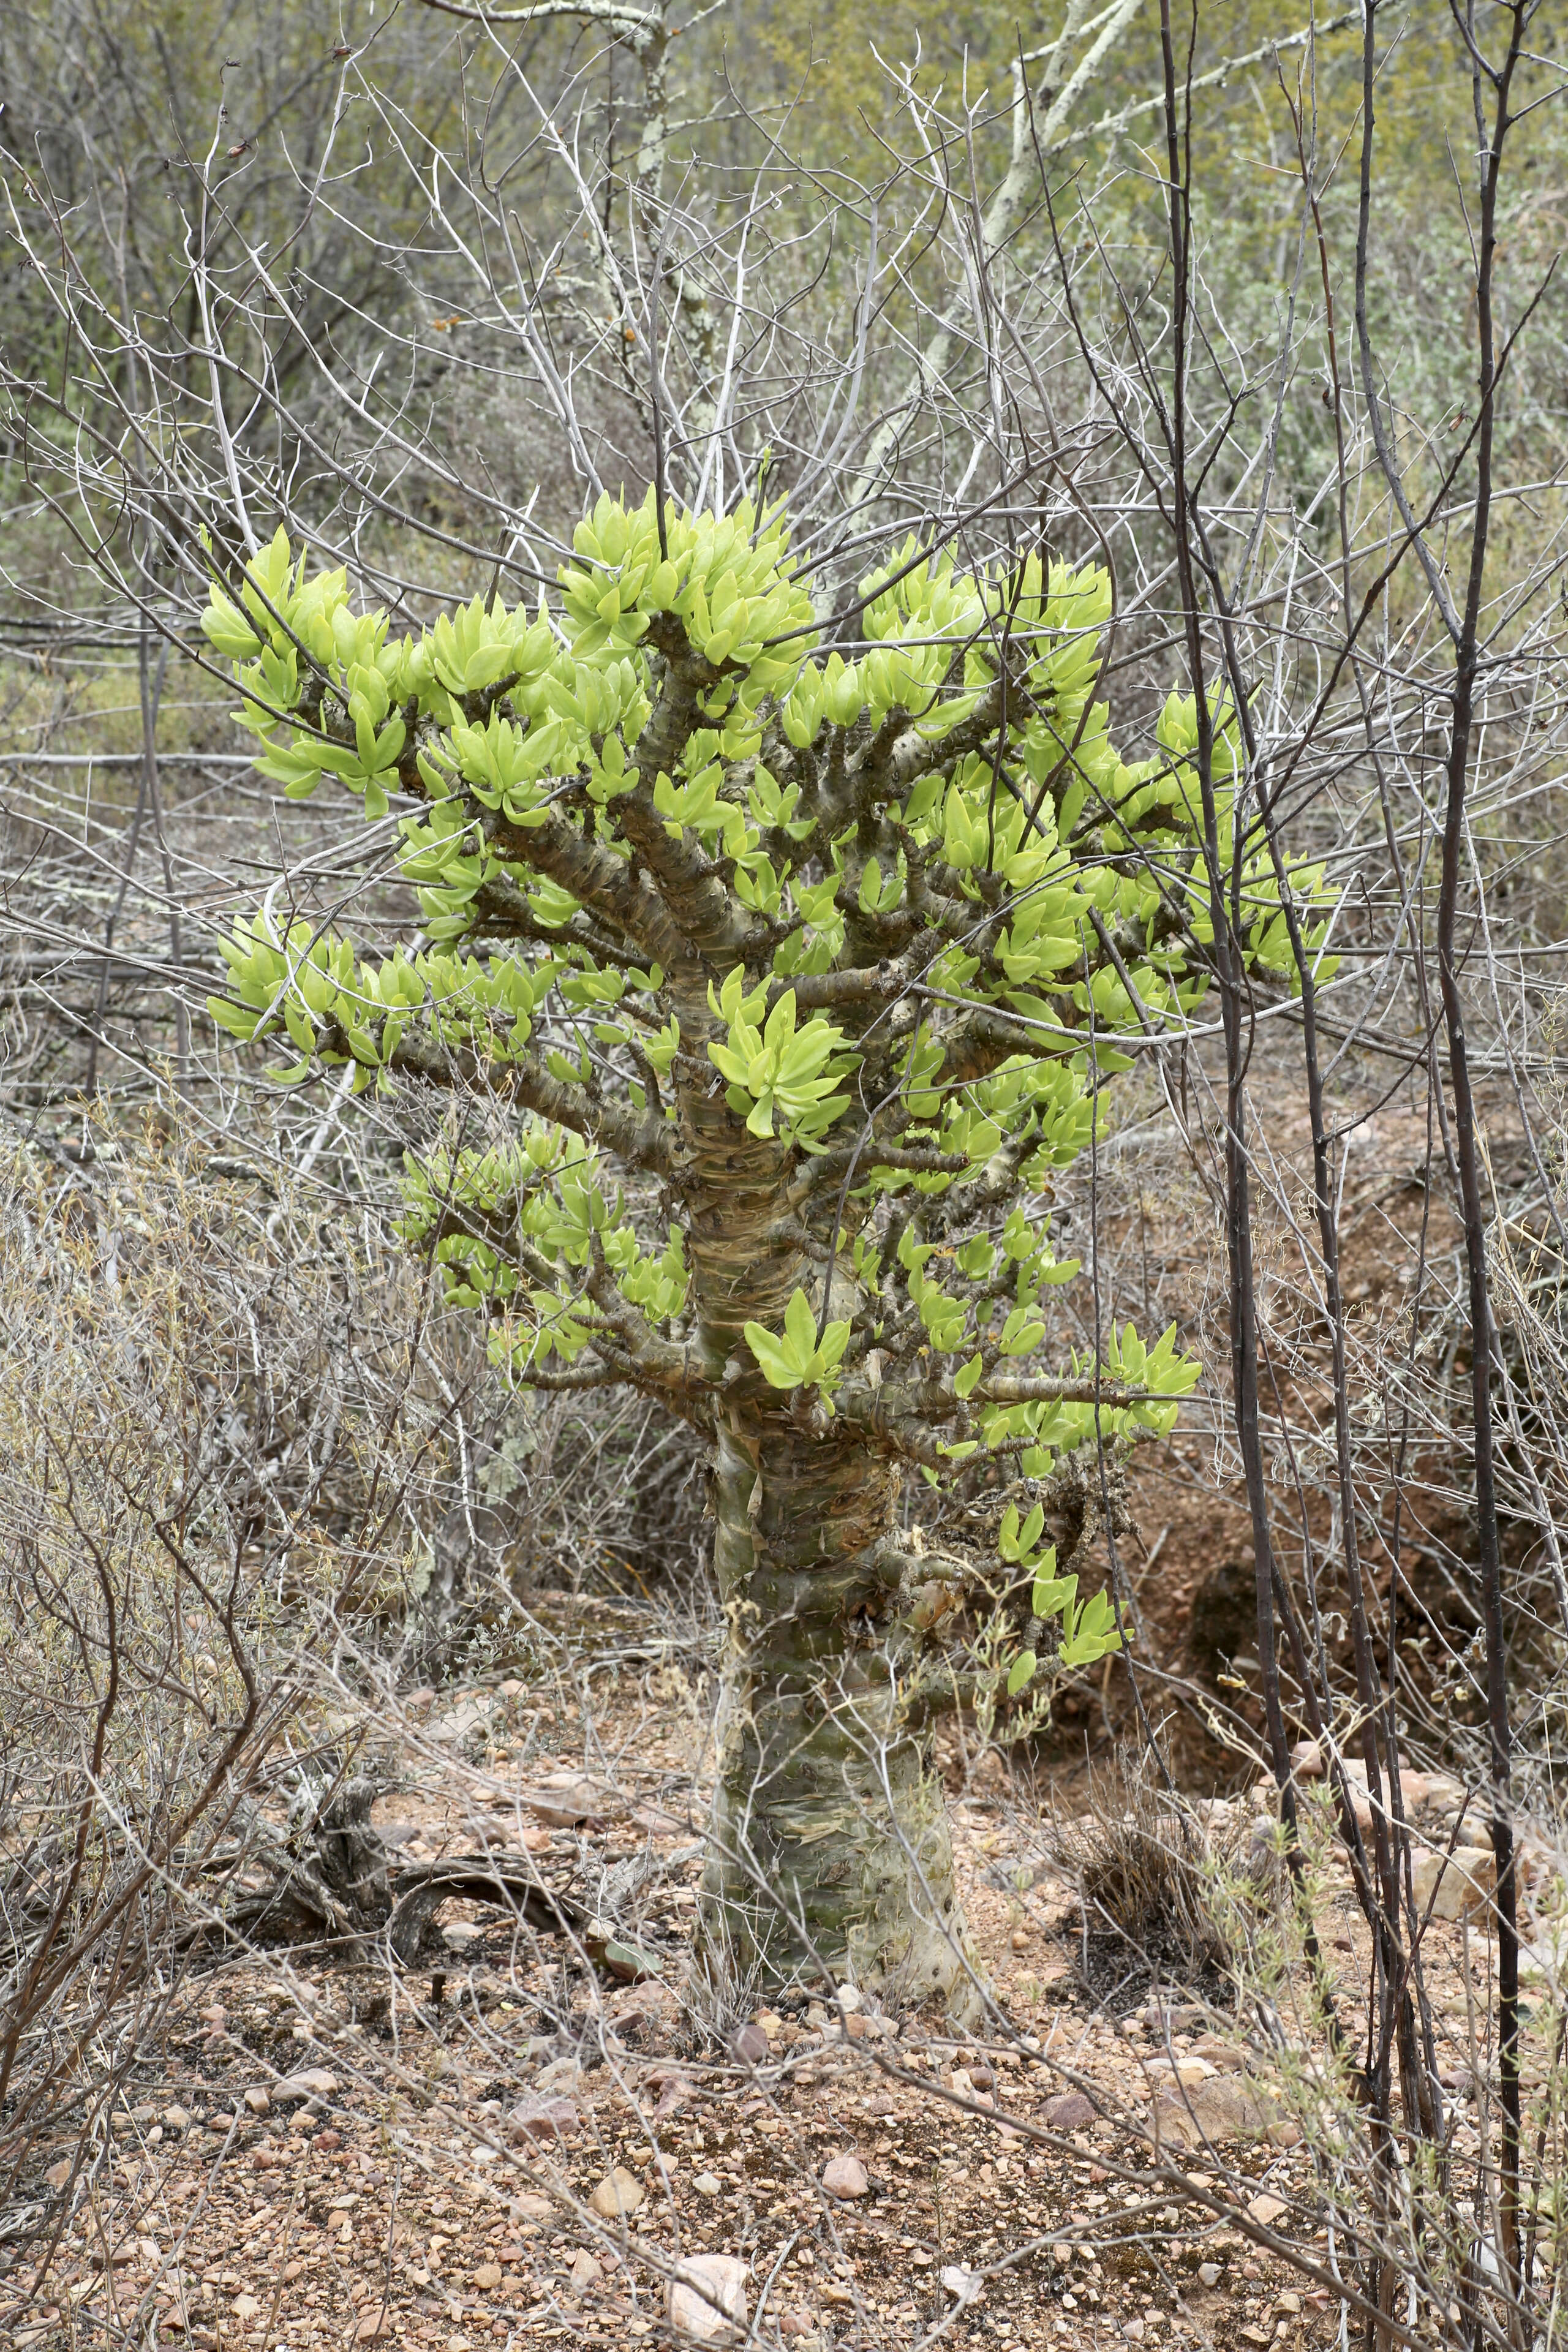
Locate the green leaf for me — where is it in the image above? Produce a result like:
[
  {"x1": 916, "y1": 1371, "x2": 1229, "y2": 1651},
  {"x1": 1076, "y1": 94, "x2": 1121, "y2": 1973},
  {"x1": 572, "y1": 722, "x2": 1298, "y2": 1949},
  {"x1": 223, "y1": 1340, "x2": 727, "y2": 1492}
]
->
[{"x1": 1058, "y1": 1588, "x2": 1124, "y2": 1668}]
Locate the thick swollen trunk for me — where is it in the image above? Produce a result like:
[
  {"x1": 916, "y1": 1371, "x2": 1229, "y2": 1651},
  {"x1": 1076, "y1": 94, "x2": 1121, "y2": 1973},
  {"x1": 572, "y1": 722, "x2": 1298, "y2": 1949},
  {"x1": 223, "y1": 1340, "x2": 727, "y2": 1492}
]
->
[
  {"x1": 699, "y1": 1406, "x2": 966, "y2": 2006},
  {"x1": 677, "y1": 1054, "x2": 965, "y2": 2007}
]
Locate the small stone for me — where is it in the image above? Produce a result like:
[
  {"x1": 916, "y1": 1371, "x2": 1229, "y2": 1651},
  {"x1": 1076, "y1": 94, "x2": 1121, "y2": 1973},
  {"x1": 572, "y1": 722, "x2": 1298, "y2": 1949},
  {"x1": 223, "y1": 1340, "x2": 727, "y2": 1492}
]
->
[
  {"x1": 44, "y1": 2158, "x2": 72, "y2": 2190},
  {"x1": 589, "y1": 2167, "x2": 645, "y2": 2220},
  {"x1": 1152, "y1": 2071, "x2": 1273, "y2": 2147},
  {"x1": 510, "y1": 2193, "x2": 554, "y2": 2223},
  {"x1": 1246, "y1": 2191, "x2": 1289, "y2": 2228},
  {"x1": 243, "y1": 2089, "x2": 270, "y2": 2116},
  {"x1": 1042, "y1": 2090, "x2": 1097, "y2": 2131},
  {"x1": 161, "y1": 2106, "x2": 191, "y2": 2132},
  {"x1": 206, "y1": 2112, "x2": 235, "y2": 2134},
  {"x1": 966, "y1": 2061, "x2": 996, "y2": 2090},
  {"x1": 1198, "y1": 2262, "x2": 1221, "y2": 2286},
  {"x1": 473, "y1": 2261, "x2": 503, "y2": 2291},
  {"x1": 1289, "y1": 1738, "x2": 1324, "y2": 1779},
  {"x1": 232, "y1": 2294, "x2": 262, "y2": 2320},
  {"x1": 568, "y1": 2250, "x2": 601, "y2": 2293},
  {"x1": 1009, "y1": 1928, "x2": 1030, "y2": 1951},
  {"x1": 731, "y1": 2023, "x2": 770, "y2": 2066},
  {"x1": 354, "y1": 2315, "x2": 392, "y2": 2342},
  {"x1": 508, "y1": 2097, "x2": 579, "y2": 2144},
  {"x1": 1276, "y1": 2293, "x2": 1302, "y2": 2315},
  {"x1": 821, "y1": 2155, "x2": 868, "y2": 2199},
  {"x1": 524, "y1": 1771, "x2": 617, "y2": 1828},
  {"x1": 844, "y1": 2012, "x2": 870, "y2": 2041},
  {"x1": 669, "y1": 2252, "x2": 748, "y2": 2340},
  {"x1": 442, "y1": 1922, "x2": 483, "y2": 1950},
  {"x1": 833, "y1": 1983, "x2": 863, "y2": 2013},
  {"x1": 1267, "y1": 2117, "x2": 1303, "y2": 2147},
  {"x1": 1123, "y1": 2323, "x2": 1145, "y2": 2343},
  {"x1": 1412, "y1": 1845, "x2": 1496, "y2": 1923},
  {"x1": 940, "y1": 2264, "x2": 978, "y2": 2304},
  {"x1": 692, "y1": 2172, "x2": 722, "y2": 2196},
  {"x1": 271, "y1": 2070, "x2": 337, "y2": 2103},
  {"x1": 611, "y1": 1979, "x2": 680, "y2": 2038}
]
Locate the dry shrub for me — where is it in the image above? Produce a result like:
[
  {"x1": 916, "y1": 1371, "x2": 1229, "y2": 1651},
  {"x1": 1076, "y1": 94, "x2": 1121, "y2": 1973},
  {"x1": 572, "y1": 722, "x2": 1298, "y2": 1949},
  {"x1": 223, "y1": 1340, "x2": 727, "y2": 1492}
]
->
[
  {"x1": 1046, "y1": 1743, "x2": 1255, "y2": 1998},
  {"x1": 0, "y1": 1121, "x2": 445, "y2": 2253}
]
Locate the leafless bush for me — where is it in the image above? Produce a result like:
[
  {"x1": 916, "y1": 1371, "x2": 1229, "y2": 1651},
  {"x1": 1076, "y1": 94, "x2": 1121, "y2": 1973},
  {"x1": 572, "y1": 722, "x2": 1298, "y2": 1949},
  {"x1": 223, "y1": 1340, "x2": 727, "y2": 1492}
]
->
[
  {"x1": 0, "y1": 1117, "x2": 447, "y2": 2254},
  {"x1": 1045, "y1": 1744, "x2": 1252, "y2": 1997}
]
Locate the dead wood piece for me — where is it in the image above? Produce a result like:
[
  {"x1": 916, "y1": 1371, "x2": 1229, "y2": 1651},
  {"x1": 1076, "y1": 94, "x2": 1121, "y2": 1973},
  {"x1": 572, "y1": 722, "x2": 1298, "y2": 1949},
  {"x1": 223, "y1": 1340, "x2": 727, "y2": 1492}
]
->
[{"x1": 386, "y1": 1856, "x2": 586, "y2": 1964}]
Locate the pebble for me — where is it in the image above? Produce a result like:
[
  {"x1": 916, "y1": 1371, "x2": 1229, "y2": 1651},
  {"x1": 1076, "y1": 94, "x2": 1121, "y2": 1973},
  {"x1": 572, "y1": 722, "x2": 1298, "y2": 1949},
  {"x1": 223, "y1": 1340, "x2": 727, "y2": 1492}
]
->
[
  {"x1": 271, "y1": 2069, "x2": 337, "y2": 2103},
  {"x1": 568, "y1": 2250, "x2": 601, "y2": 2293},
  {"x1": 1246, "y1": 2192, "x2": 1289, "y2": 2228},
  {"x1": 589, "y1": 2166, "x2": 645, "y2": 2219},
  {"x1": 507, "y1": 2097, "x2": 580, "y2": 2144},
  {"x1": 669, "y1": 2252, "x2": 748, "y2": 2340},
  {"x1": 1042, "y1": 2091, "x2": 1097, "y2": 2131},
  {"x1": 161, "y1": 2106, "x2": 191, "y2": 2132},
  {"x1": 731, "y1": 2023, "x2": 770, "y2": 2066},
  {"x1": 243, "y1": 2089, "x2": 270, "y2": 2116},
  {"x1": 473, "y1": 2261, "x2": 503, "y2": 2290},
  {"x1": 1198, "y1": 2262, "x2": 1221, "y2": 2286},
  {"x1": 940, "y1": 2264, "x2": 978, "y2": 2305},
  {"x1": 821, "y1": 2155, "x2": 868, "y2": 2199},
  {"x1": 523, "y1": 1771, "x2": 616, "y2": 1827},
  {"x1": 692, "y1": 2172, "x2": 722, "y2": 2196}
]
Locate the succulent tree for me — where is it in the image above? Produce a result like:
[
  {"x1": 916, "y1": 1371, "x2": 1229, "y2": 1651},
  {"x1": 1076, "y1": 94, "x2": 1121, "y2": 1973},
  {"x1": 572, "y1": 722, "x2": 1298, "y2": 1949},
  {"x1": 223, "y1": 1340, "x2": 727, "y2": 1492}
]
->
[{"x1": 204, "y1": 493, "x2": 1324, "y2": 2005}]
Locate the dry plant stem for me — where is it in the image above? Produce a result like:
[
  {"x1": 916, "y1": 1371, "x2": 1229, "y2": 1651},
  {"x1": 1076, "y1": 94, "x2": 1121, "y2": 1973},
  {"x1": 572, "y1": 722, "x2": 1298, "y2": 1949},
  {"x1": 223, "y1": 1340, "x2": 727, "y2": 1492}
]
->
[
  {"x1": 1156, "y1": 15, "x2": 1425, "y2": 2339},
  {"x1": 1417, "y1": 0, "x2": 1530, "y2": 2310},
  {"x1": 1153, "y1": 1, "x2": 1292, "y2": 1795}
]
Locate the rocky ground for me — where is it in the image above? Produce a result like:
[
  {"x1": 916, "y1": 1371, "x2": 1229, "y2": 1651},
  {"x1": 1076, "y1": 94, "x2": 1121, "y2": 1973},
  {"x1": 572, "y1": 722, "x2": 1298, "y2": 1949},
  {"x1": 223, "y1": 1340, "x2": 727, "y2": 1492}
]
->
[{"x1": 7, "y1": 1646, "x2": 1547, "y2": 2352}]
